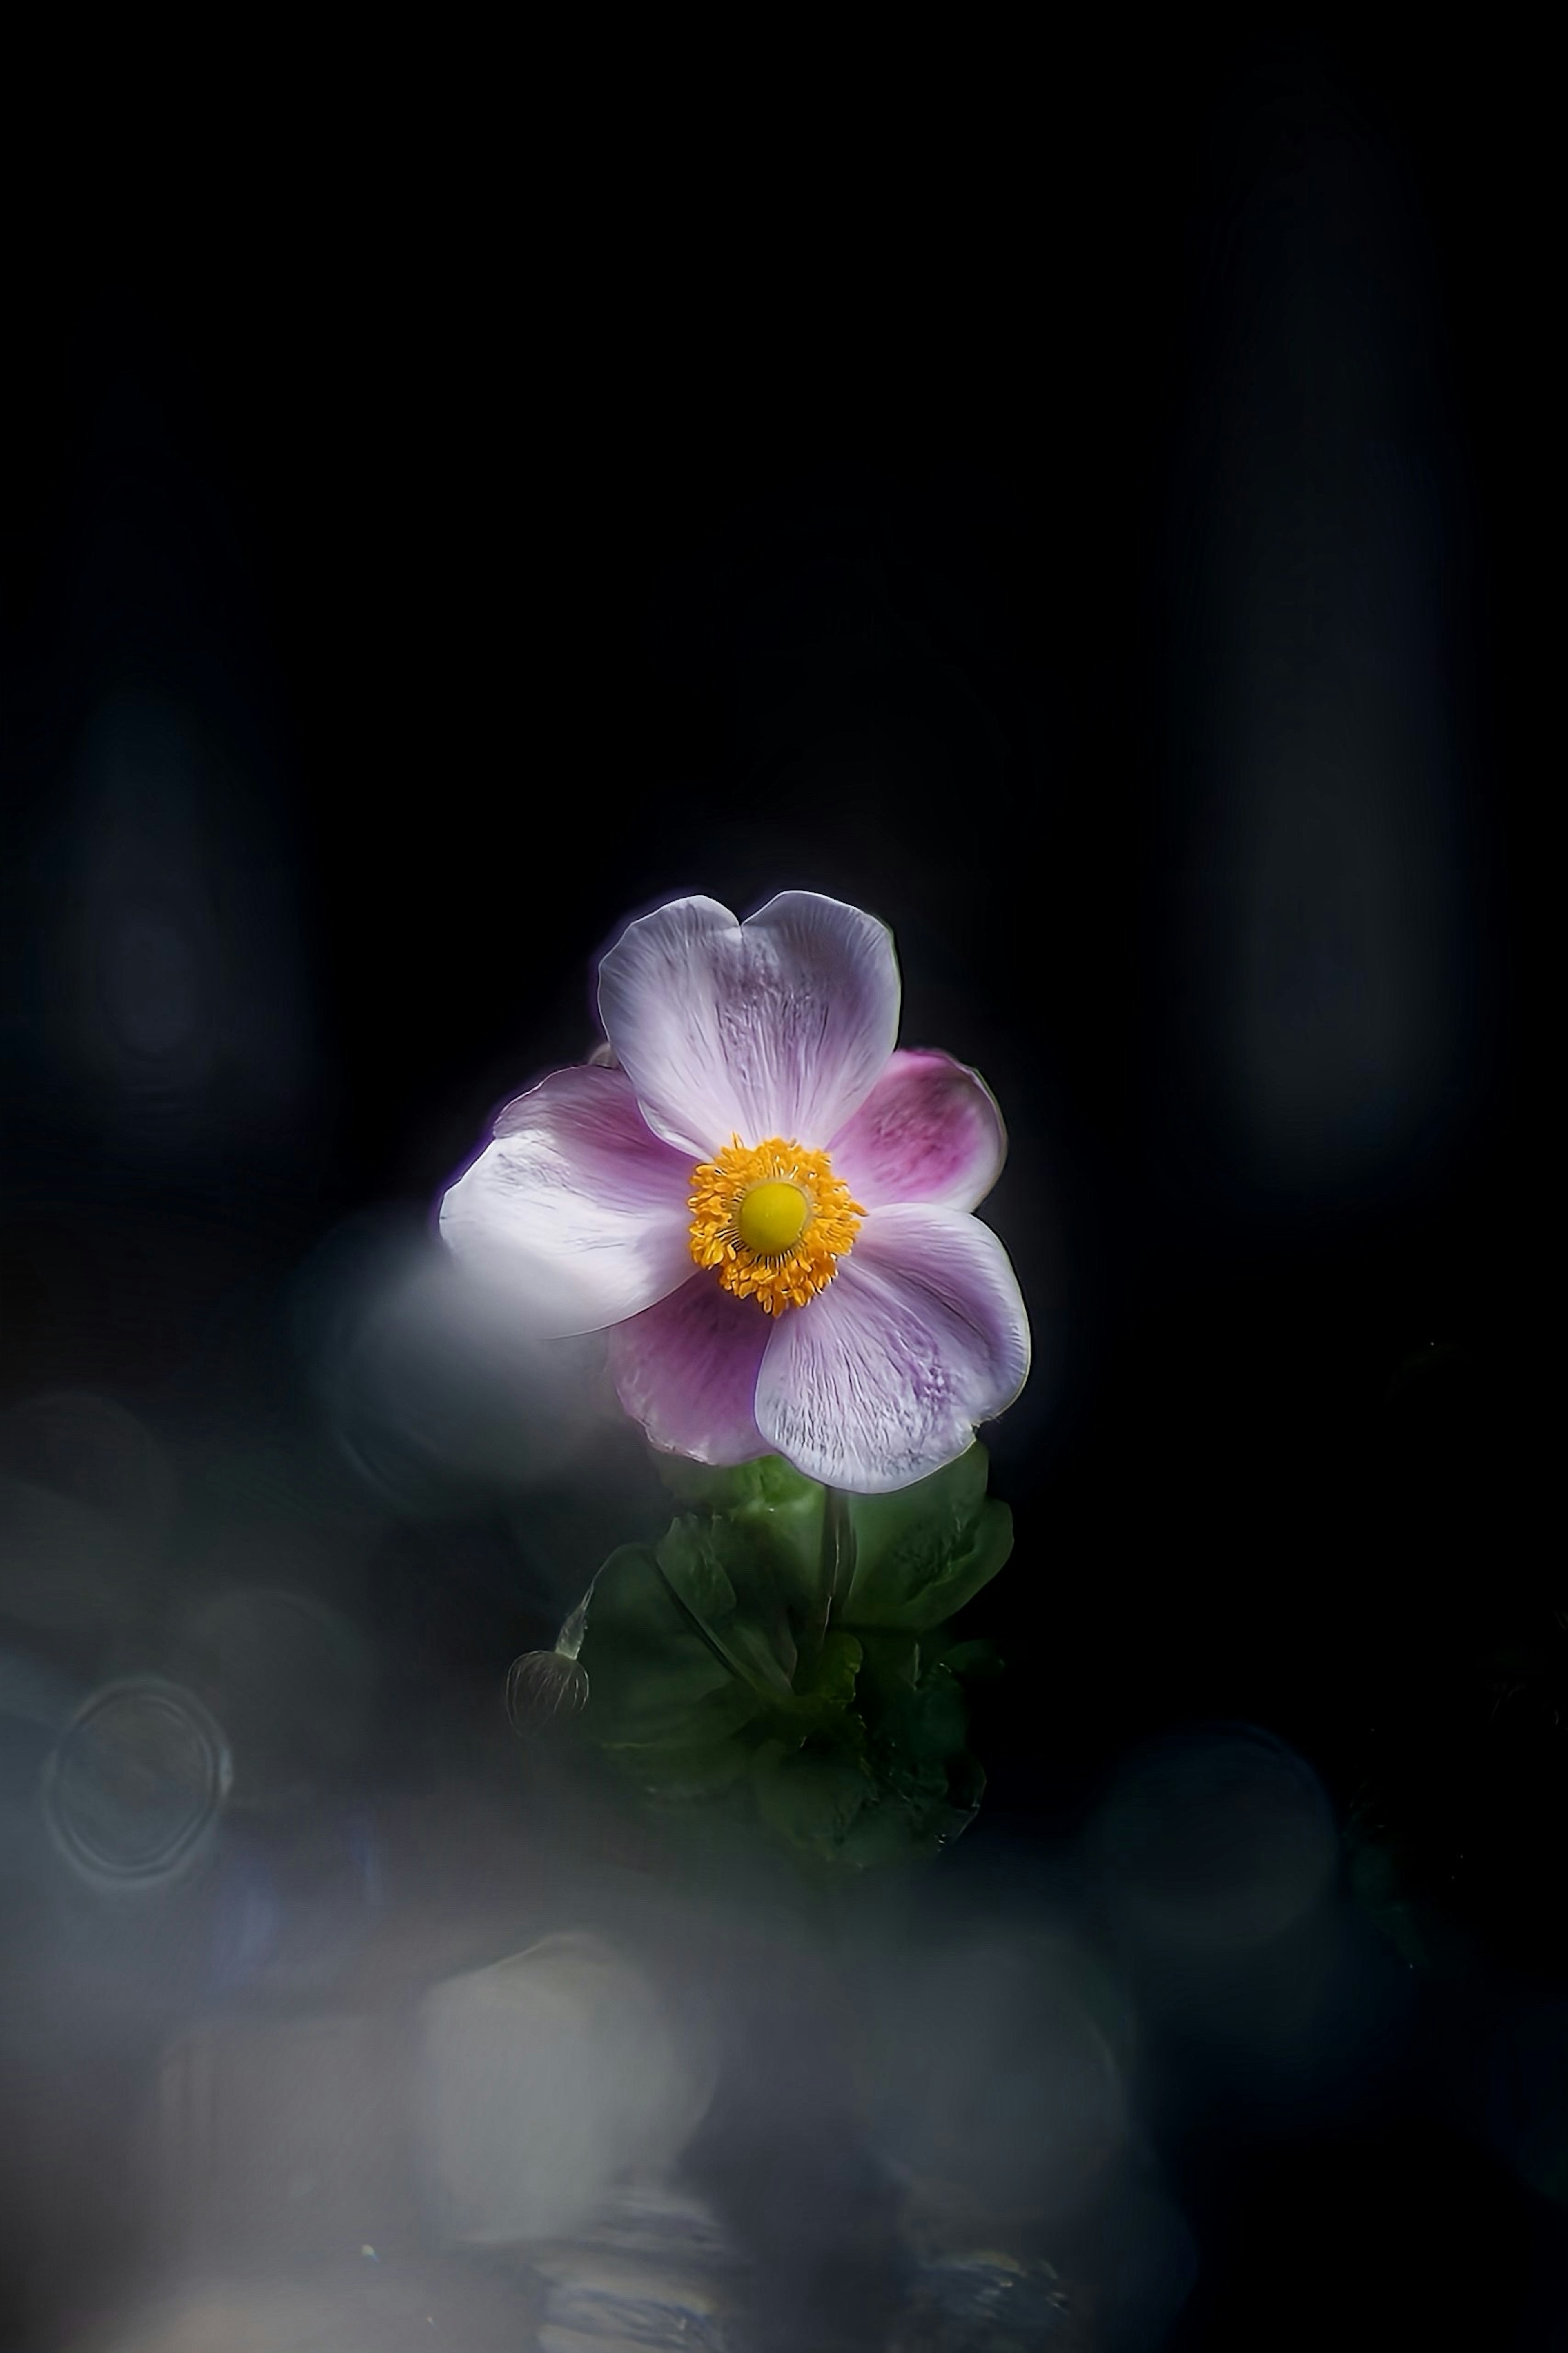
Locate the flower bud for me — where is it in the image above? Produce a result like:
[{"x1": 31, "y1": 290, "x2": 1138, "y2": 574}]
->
[{"x1": 505, "y1": 1648, "x2": 590, "y2": 1733}]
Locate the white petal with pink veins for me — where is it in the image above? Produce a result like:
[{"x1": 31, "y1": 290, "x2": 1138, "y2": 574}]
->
[
  {"x1": 439, "y1": 1065, "x2": 694, "y2": 1338},
  {"x1": 830, "y1": 1049, "x2": 1007, "y2": 1212},
  {"x1": 597, "y1": 892, "x2": 900, "y2": 1156},
  {"x1": 608, "y1": 1274, "x2": 774, "y2": 1466},
  {"x1": 754, "y1": 1204, "x2": 1030, "y2": 1492}
]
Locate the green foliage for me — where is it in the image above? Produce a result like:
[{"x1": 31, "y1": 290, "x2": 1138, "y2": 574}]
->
[
  {"x1": 844, "y1": 1446, "x2": 1015, "y2": 1632},
  {"x1": 575, "y1": 1447, "x2": 1011, "y2": 1874},
  {"x1": 653, "y1": 1450, "x2": 829, "y2": 1618}
]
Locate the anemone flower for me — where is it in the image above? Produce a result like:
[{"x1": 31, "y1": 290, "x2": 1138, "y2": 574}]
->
[{"x1": 439, "y1": 894, "x2": 1029, "y2": 1493}]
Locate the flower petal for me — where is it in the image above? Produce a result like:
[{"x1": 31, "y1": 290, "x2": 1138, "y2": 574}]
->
[
  {"x1": 754, "y1": 1205, "x2": 1030, "y2": 1492},
  {"x1": 597, "y1": 892, "x2": 900, "y2": 1155},
  {"x1": 829, "y1": 1049, "x2": 1007, "y2": 1212},
  {"x1": 608, "y1": 1273, "x2": 773, "y2": 1466},
  {"x1": 439, "y1": 1065, "x2": 695, "y2": 1338}
]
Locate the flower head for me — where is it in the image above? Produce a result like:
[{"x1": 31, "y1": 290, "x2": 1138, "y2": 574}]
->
[{"x1": 440, "y1": 894, "x2": 1029, "y2": 1493}]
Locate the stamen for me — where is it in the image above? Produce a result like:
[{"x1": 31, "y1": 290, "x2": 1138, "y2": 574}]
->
[{"x1": 688, "y1": 1137, "x2": 865, "y2": 1314}]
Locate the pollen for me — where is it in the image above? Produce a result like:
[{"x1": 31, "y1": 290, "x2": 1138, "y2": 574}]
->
[{"x1": 688, "y1": 1137, "x2": 865, "y2": 1314}]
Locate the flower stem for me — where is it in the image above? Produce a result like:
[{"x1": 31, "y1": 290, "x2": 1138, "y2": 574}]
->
[
  {"x1": 556, "y1": 1570, "x2": 601, "y2": 1662},
  {"x1": 796, "y1": 1484, "x2": 855, "y2": 1687},
  {"x1": 821, "y1": 1484, "x2": 853, "y2": 1633}
]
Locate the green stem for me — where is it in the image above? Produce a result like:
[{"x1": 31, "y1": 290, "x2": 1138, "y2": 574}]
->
[
  {"x1": 822, "y1": 1485, "x2": 853, "y2": 1633},
  {"x1": 556, "y1": 1568, "x2": 601, "y2": 1661},
  {"x1": 796, "y1": 1485, "x2": 855, "y2": 1687}
]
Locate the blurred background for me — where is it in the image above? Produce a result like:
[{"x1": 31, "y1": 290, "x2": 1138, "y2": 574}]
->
[{"x1": 2, "y1": 27, "x2": 1557, "y2": 2351}]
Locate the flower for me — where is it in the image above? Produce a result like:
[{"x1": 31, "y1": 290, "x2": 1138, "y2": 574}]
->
[{"x1": 439, "y1": 894, "x2": 1030, "y2": 1493}]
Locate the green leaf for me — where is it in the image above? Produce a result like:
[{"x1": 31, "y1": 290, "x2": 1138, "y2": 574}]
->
[
  {"x1": 576, "y1": 1543, "x2": 739, "y2": 1745},
  {"x1": 854, "y1": 1629, "x2": 921, "y2": 1710},
  {"x1": 600, "y1": 1676, "x2": 766, "y2": 1800},
  {"x1": 653, "y1": 1451, "x2": 820, "y2": 1513},
  {"x1": 894, "y1": 1495, "x2": 1012, "y2": 1629},
  {"x1": 652, "y1": 1451, "x2": 828, "y2": 1619},
  {"x1": 844, "y1": 1446, "x2": 1014, "y2": 1633},
  {"x1": 833, "y1": 1774, "x2": 983, "y2": 1867},
  {"x1": 655, "y1": 1516, "x2": 798, "y2": 1696},
  {"x1": 881, "y1": 1662, "x2": 972, "y2": 1785},
  {"x1": 598, "y1": 1672, "x2": 762, "y2": 1754},
  {"x1": 576, "y1": 1454, "x2": 1007, "y2": 1874},
  {"x1": 752, "y1": 1745, "x2": 875, "y2": 1858},
  {"x1": 654, "y1": 1515, "x2": 739, "y2": 1630},
  {"x1": 585, "y1": 1541, "x2": 692, "y2": 1648},
  {"x1": 800, "y1": 1628, "x2": 862, "y2": 1712},
  {"x1": 826, "y1": 1799, "x2": 930, "y2": 1869},
  {"x1": 851, "y1": 1441, "x2": 990, "y2": 1558},
  {"x1": 752, "y1": 1705, "x2": 987, "y2": 1869}
]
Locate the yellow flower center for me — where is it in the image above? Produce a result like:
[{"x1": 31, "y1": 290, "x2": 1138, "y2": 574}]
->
[{"x1": 688, "y1": 1137, "x2": 865, "y2": 1315}]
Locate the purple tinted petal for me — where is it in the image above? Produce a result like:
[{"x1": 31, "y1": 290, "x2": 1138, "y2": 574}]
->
[
  {"x1": 608, "y1": 1272, "x2": 773, "y2": 1465},
  {"x1": 754, "y1": 1204, "x2": 1030, "y2": 1492},
  {"x1": 439, "y1": 1065, "x2": 695, "y2": 1338},
  {"x1": 829, "y1": 1049, "x2": 1007, "y2": 1212},
  {"x1": 597, "y1": 891, "x2": 900, "y2": 1155}
]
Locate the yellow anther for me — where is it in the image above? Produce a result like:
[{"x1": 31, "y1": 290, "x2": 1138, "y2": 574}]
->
[{"x1": 687, "y1": 1137, "x2": 864, "y2": 1314}]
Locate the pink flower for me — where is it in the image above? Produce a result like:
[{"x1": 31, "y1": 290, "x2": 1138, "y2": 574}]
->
[{"x1": 439, "y1": 894, "x2": 1029, "y2": 1493}]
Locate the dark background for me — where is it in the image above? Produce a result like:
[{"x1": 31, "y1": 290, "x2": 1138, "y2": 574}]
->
[{"x1": 2, "y1": 29, "x2": 1558, "y2": 2350}]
